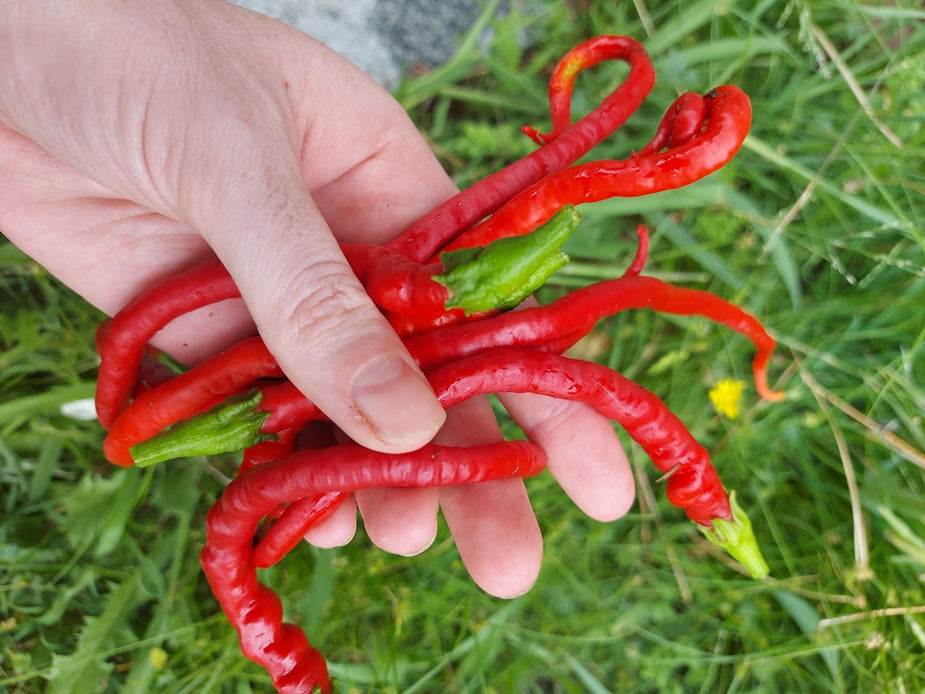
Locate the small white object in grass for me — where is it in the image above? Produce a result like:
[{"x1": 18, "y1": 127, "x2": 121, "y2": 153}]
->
[{"x1": 60, "y1": 398, "x2": 98, "y2": 422}]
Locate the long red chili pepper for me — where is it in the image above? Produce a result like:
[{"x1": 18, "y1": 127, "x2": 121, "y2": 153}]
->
[
  {"x1": 407, "y1": 273, "x2": 783, "y2": 401},
  {"x1": 251, "y1": 491, "x2": 349, "y2": 569},
  {"x1": 439, "y1": 85, "x2": 752, "y2": 254},
  {"x1": 201, "y1": 349, "x2": 766, "y2": 693},
  {"x1": 202, "y1": 439, "x2": 547, "y2": 694},
  {"x1": 95, "y1": 260, "x2": 242, "y2": 427},
  {"x1": 388, "y1": 35, "x2": 656, "y2": 262},
  {"x1": 103, "y1": 336, "x2": 282, "y2": 466}
]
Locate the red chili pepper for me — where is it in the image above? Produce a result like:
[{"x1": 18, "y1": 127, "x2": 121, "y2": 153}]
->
[
  {"x1": 407, "y1": 272, "x2": 783, "y2": 402},
  {"x1": 521, "y1": 35, "x2": 654, "y2": 146},
  {"x1": 346, "y1": 205, "x2": 583, "y2": 320},
  {"x1": 251, "y1": 491, "x2": 350, "y2": 569},
  {"x1": 201, "y1": 439, "x2": 547, "y2": 694},
  {"x1": 95, "y1": 261, "x2": 241, "y2": 428},
  {"x1": 438, "y1": 85, "x2": 752, "y2": 254},
  {"x1": 388, "y1": 35, "x2": 656, "y2": 262},
  {"x1": 103, "y1": 336, "x2": 282, "y2": 466},
  {"x1": 637, "y1": 91, "x2": 707, "y2": 155}
]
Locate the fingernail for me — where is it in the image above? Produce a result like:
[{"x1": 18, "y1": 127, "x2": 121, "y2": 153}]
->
[{"x1": 353, "y1": 356, "x2": 445, "y2": 449}]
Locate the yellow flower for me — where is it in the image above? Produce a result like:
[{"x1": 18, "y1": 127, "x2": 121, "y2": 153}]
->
[
  {"x1": 709, "y1": 379, "x2": 746, "y2": 420},
  {"x1": 148, "y1": 646, "x2": 168, "y2": 671}
]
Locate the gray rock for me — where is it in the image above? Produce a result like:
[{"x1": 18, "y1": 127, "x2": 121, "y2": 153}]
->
[{"x1": 231, "y1": 0, "x2": 491, "y2": 88}]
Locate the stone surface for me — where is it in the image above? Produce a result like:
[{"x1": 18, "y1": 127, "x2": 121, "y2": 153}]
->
[{"x1": 232, "y1": 0, "x2": 488, "y2": 88}]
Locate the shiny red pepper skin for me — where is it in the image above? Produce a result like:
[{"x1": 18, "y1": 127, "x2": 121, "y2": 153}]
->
[
  {"x1": 427, "y1": 349, "x2": 732, "y2": 525},
  {"x1": 95, "y1": 260, "x2": 241, "y2": 428},
  {"x1": 341, "y1": 242, "x2": 451, "y2": 319},
  {"x1": 201, "y1": 439, "x2": 547, "y2": 694},
  {"x1": 637, "y1": 91, "x2": 708, "y2": 156},
  {"x1": 440, "y1": 85, "x2": 752, "y2": 254},
  {"x1": 102, "y1": 336, "x2": 282, "y2": 466},
  {"x1": 388, "y1": 35, "x2": 656, "y2": 262},
  {"x1": 406, "y1": 272, "x2": 782, "y2": 402}
]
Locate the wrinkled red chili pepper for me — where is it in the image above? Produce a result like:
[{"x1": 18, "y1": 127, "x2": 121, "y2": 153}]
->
[
  {"x1": 203, "y1": 439, "x2": 547, "y2": 694},
  {"x1": 201, "y1": 349, "x2": 766, "y2": 692}
]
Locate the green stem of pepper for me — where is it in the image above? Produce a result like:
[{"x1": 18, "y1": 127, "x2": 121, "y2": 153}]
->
[
  {"x1": 696, "y1": 491, "x2": 770, "y2": 579},
  {"x1": 433, "y1": 205, "x2": 582, "y2": 315},
  {"x1": 130, "y1": 390, "x2": 273, "y2": 467}
]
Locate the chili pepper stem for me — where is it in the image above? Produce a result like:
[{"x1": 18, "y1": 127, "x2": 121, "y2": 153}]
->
[
  {"x1": 130, "y1": 390, "x2": 274, "y2": 467},
  {"x1": 696, "y1": 491, "x2": 769, "y2": 579},
  {"x1": 433, "y1": 205, "x2": 582, "y2": 314}
]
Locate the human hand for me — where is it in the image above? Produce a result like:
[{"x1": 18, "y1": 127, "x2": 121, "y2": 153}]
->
[{"x1": 0, "y1": 0, "x2": 634, "y2": 597}]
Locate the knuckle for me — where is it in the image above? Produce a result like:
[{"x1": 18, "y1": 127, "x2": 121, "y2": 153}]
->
[{"x1": 269, "y1": 259, "x2": 372, "y2": 353}]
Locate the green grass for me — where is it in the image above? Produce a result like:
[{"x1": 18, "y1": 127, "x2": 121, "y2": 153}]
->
[{"x1": 3, "y1": 0, "x2": 925, "y2": 691}]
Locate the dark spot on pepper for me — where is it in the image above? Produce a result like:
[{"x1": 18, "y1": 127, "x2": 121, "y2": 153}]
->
[{"x1": 705, "y1": 88, "x2": 718, "y2": 99}]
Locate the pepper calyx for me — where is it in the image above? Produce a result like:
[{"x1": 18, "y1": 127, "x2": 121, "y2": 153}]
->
[
  {"x1": 434, "y1": 205, "x2": 582, "y2": 315},
  {"x1": 130, "y1": 390, "x2": 273, "y2": 467},
  {"x1": 697, "y1": 491, "x2": 770, "y2": 579}
]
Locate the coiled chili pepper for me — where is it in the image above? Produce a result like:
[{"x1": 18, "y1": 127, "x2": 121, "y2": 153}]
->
[
  {"x1": 440, "y1": 85, "x2": 752, "y2": 254},
  {"x1": 389, "y1": 35, "x2": 656, "y2": 263}
]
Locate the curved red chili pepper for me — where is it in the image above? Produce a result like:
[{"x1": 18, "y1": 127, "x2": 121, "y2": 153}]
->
[
  {"x1": 342, "y1": 243, "x2": 450, "y2": 319},
  {"x1": 407, "y1": 273, "x2": 783, "y2": 402},
  {"x1": 424, "y1": 349, "x2": 727, "y2": 523},
  {"x1": 522, "y1": 35, "x2": 654, "y2": 146},
  {"x1": 251, "y1": 491, "x2": 350, "y2": 569},
  {"x1": 103, "y1": 336, "x2": 282, "y2": 466},
  {"x1": 95, "y1": 260, "x2": 241, "y2": 427},
  {"x1": 438, "y1": 85, "x2": 752, "y2": 254},
  {"x1": 388, "y1": 35, "x2": 656, "y2": 262},
  {"x1": 637, "y1": 91, "x2": 707, "y2": 155},
  {"x1": 202, "y1": 440, "x2": 547, "y2": 693}
]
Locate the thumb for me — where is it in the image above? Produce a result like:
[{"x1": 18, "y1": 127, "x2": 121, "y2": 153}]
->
[{"x1": 204, "y1": 177, "x2": 445, "y2": 454}]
